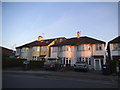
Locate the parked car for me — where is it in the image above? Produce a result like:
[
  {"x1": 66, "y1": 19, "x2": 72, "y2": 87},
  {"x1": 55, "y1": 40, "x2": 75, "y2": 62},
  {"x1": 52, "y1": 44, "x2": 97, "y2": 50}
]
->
[
  {"x1": 74, "y1": 61, "x2": 89, "y2": 72},
  {"x1": 44, "y1": 62, "x2": 61, "y2": 70}
]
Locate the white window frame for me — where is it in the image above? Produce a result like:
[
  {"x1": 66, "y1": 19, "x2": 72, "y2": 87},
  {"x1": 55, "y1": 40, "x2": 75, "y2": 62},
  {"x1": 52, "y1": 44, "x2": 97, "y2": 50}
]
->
[
  {"x1": 77, "y1": 45, "x2": 84, "y2": 51},
  {"x1": 96, "y1": 44, "x2": 102, "y2": 50}
]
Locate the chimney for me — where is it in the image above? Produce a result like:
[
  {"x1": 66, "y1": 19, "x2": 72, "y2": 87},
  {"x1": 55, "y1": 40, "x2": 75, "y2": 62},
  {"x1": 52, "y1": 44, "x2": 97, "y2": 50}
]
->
[
  {"x1": 38, "y1": 36, "x2": 43, "y2": 41},
  {"x1": 77, "y1": 31, "x2": 80, "y2": 38}
]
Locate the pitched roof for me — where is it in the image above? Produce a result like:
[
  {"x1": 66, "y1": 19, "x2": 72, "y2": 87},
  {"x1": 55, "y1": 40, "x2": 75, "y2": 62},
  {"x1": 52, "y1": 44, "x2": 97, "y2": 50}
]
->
[
  {"x1": 1, "y1": 46, "x2": 16, "y2": 56},
  {"x1": 16, "y1": 39, "x2": 54, "y2": 49},
  {"x1": 51, "y1": 36, "x2": 105, "y2": 46},
  {"x1": 16, "y1": 37, "x2": 66, "y2": 49},
  {"x1": 108, "y1": 36, "x2": 120, "y2": 43}
]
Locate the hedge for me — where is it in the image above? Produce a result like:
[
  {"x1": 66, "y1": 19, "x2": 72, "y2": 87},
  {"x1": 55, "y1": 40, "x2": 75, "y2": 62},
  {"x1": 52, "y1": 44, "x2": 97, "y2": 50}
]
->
[
  {"x1": 2, "y1": 56, "x2": 45, "y2": 70},
  {"x1": 30, "y1": 60, "x2": 45, "y2": 70},
  {"x1": 2, "y1": 57, "x2": 26, "y2": 69}
]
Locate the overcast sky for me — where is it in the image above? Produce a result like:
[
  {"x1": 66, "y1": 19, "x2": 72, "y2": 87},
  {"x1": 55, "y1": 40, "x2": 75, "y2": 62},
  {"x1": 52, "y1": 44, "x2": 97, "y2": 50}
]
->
[{"x1": 2, "y1": 2, "x2": 118, "y2": 50}]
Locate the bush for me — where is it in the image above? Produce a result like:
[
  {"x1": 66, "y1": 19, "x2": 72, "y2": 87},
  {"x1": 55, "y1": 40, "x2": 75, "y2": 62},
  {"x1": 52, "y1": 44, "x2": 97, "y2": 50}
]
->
[
  {"x1": 30, "y1": 60, "x2": 45, "y2": 70},
  {"x1": 2, "y1": 57, "x2": 26, "y2": 69},
  {"x1": 109, "y1": 60, "x2": 116, "y2": 73},
  {"x1": 60, "y1": 66, "x2": 73, "y2": 72}
]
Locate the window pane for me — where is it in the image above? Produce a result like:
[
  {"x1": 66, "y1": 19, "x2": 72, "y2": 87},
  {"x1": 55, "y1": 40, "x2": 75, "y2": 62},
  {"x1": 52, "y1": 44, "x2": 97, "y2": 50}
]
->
[
  {"x1": 69, "y1": 60, "x2": 71, "y2": 64},
  {"x1": 96, "y1": 44, "x2": 102, "y2": 50}
]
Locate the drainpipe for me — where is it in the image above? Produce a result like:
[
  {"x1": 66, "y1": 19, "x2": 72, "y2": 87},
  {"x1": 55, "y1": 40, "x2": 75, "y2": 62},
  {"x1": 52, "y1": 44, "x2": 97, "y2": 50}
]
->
[{"x1": 91, "y1": 44, "x2": 94, "y2": 70}]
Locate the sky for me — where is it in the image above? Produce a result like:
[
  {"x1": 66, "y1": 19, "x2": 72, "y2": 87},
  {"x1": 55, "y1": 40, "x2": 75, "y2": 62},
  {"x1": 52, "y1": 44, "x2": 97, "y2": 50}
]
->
[{"x1": 2, "y1": 2, "x2": 118, "y2": 50}]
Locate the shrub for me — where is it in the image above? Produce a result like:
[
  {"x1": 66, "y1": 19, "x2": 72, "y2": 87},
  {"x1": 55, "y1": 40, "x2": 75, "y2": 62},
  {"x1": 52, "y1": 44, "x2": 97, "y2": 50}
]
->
[
  {"x1": 109, "y1": 60, "x2": 116, "y2": 73},
  {"x1": 60, "y1": 66, "x2": 73, "y2": 72},
  {"x1": 2, "y1": 57, "x2": 26, "y2": 69},
  {"x1": 30, "y1": 60, "x2": 45, "y2": 70}
]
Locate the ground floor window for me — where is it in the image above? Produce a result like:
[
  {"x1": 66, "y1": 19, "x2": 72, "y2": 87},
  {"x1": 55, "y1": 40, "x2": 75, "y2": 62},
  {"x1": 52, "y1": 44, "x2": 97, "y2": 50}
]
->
[
  {"x1": 32, "y1": 56, "x2": 37, "y2": 60},
  {"x1": 66, "y1": 60, "x2": 68, "y2": 64},
  {"x1": 69, "y1": 60, "x2": 71, "y2": 64},
  {"x1": 89, "y1": 60, "x2": 91, "y2": 65},
  {"x1": 78, "y1": 57, "x2": 91, "y2": 65},
  {"x1": 61, "y1": 57, "x2": 72, "y2": 65}
]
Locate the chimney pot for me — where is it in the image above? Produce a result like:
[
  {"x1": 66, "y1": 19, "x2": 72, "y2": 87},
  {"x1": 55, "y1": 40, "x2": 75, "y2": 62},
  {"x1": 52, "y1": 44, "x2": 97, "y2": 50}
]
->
[
  {"x1": 77, "y1": 32, "x2": 80, "y2": 38},
  {"x1": 38, "y1": 36, "x2": 43, "y2": 41}
]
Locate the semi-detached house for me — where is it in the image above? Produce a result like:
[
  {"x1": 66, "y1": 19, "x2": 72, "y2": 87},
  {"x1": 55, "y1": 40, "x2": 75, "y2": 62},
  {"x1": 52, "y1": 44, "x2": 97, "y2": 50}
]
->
[
  {"x1": 107, "y1": 36, "x2": 120, "y2": 72},
  {"x1": 50, "y1": 32, "x2": 106, "y2": 70},
  {"x1": 16, "y1": 32, "x2": 106, "y2": 70},
  {"x1": 16, "y1": 36, "x2": 66, "y2": 61}
]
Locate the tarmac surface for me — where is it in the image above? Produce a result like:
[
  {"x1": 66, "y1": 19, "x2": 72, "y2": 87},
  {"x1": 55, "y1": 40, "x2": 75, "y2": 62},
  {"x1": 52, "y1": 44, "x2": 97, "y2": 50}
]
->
[{"x1": 2, "y1": 67, "x2": 119, "y2": 84}]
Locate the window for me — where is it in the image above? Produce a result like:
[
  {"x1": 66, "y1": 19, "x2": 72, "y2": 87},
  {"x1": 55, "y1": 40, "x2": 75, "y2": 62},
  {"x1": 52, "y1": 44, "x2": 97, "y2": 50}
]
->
[
  {"x1": 69, "y1": 60, "x2": 71, "y2": 64},
  {"x1": 26, "y1": 48, "x2": 29, "y2": 52},
  {"x1": 37, "y1": 47, "x2": 40, "y2": 51},
  {"x1": 86, "y1": 58, "x2": 88, "y2": 64},
  {"x1": 82, "y1": 58, "x2": 84, "y2": 62},
  {"x1": 60, "y1": 47, "x2": 62, "y2": 52},
  {"x1": 113, "y1": 43, "x2": 120, "y2": 51},
  {"x1": 16, "y1": 49, "x2": 20, "y2": 54},
  {"x1": 77, "y1": 57, "x2": 82, "y2": 61},
  {"x1": 96, "y1": 44, "x2": 102, "y2": 50},
  {"x1": 32, "y1": 56, "x2": 37, "y2": 60},
  {"x1": 89, "y1": 60, "x2": 91, "y2": 65},
  {"x1": 62, "y1": 46, "x2": 68, "y2": 51},
  {"x1": 79, "y1": 58, "x2": 82, "y2": 61},
  {"x1": 32, "y1": 47, "x2": 37, "y2": 52},
  {"x1": 66, "y1": 60, "x2": 68, "y2": 64},
  {"x1": 33, "y1": 46, "x2": 40, "y2": 52},
  {"x1": 41, "y1": 46, "x2": 47, "y2": 53},
  {"x1": 63, "y1": 58, "x2": 65, "y2": 64},
  {"x1": 77, "y1": 45, "x2": 84, "y2": 51},
  {"x1": 22, "y1": 48, "x2": 29, "y2": 52},
  {"x1": 53, "y1": 47, "x2": 58, "y2": 52},
  {"x1": 84, "y1": 45, "x2": 91, "y2": 50}
]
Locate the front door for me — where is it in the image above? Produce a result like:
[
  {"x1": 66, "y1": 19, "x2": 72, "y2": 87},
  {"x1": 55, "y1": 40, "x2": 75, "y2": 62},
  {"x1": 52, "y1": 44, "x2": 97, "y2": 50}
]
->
[{"x1": 95, "y1": 60, "x2": 100, "y2": 70}]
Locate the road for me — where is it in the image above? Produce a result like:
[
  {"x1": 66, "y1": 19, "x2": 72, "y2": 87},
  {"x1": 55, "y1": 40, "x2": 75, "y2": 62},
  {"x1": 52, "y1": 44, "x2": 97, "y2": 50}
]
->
[{"x1": 2, "y1": 72, "x2": 119, "y2": 88}]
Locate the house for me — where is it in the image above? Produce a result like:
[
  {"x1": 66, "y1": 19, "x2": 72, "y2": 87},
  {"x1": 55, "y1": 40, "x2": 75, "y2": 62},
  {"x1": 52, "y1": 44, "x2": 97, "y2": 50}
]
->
[
  {"x1": 50, "y1": 32, "x2": 106, "y2": 70},
  {"x1": 107, "y1": 36, "x2": 120, "y2": 73},
  {"x1": 16, "y1": 36, "x2": 66, "y2": 61},
  {"x1": 1, "y1": 46, "x2": 16, "y2": 58}
]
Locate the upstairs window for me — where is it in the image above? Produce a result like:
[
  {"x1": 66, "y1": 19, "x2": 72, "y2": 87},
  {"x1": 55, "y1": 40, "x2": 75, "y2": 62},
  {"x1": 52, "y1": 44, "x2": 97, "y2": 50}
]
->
[
  {"x1": 16, "y1": 49, "x2": 20, "y2": 54},
  {"x1": 113, "y1": 43, "x2": 120, "y2": 51},
  {"x1": 32, "y1": 46, "x2": 40, "y2": 52},
  {"x1": 41, "y1": 46, "x2": 47, "y2": 53},
  {"x1": 96, "y1": 44, "x2": 102, "y2": 50},
  {"x1": 53, "y1": 47, "x2": 58, "y2": 52},
  {"x1": 66, "y1": 46, "x2": 71, "y2": 51},
  {"x1": 62, "y1": 46, "x2": 71, "y2": 51},
  {"x1": 32, "y1": 47, "x2": 36, "y2": 52},
  {"x1": 62, "y1": 46, "x2": 66, "y2": 51},
  {"x1": 77, "y1": 45, "x2": 84, "y2": 51},
  {"x1": 84, "y1": 45, "x2": 91, "y2": 50},
  {"x1": 22, "y1": 48, "x2": 29, "y2": 52}
]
